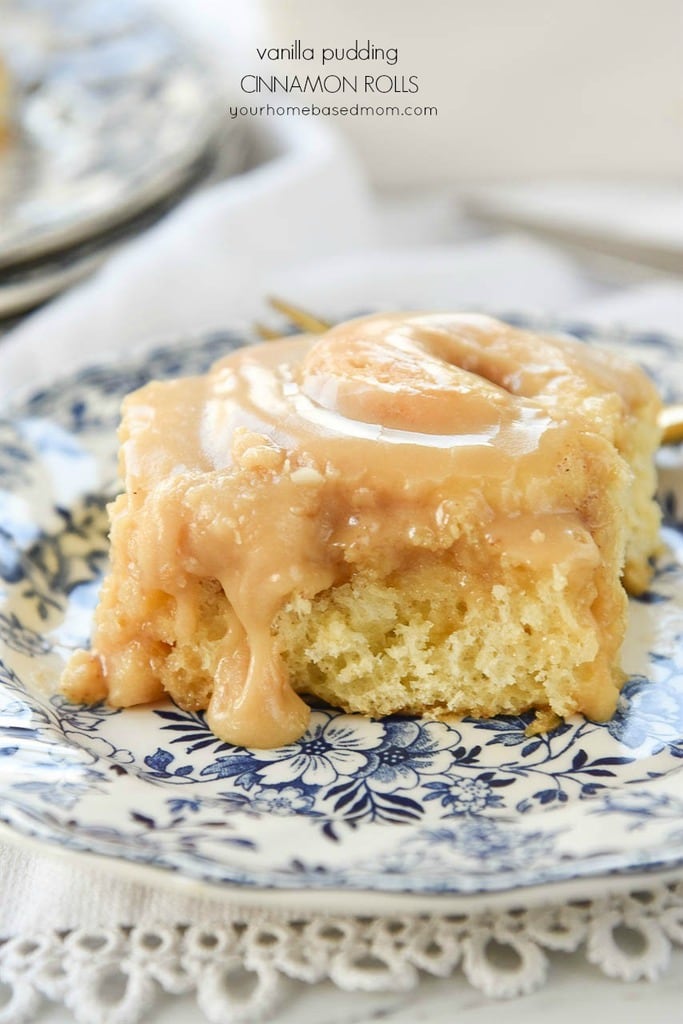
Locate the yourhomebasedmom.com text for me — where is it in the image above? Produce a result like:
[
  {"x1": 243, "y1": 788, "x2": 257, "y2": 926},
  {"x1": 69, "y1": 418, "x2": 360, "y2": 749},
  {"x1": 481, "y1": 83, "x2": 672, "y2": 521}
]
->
[{"x1": 228, "y1": 102, "x2": 438, "y2": 118}]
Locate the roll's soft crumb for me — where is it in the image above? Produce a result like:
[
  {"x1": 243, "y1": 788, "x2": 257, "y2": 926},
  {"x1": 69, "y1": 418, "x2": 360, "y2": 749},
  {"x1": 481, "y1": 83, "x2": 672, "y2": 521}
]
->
[{"x1": 278, "y1": 558, "x2": 615, "y2": 722}]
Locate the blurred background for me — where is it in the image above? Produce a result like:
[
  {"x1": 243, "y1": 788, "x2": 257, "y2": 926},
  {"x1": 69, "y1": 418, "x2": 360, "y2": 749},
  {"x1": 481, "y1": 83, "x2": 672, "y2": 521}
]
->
[{"x1": 0, "y1": 0, "x2": 681, "y2": 349}]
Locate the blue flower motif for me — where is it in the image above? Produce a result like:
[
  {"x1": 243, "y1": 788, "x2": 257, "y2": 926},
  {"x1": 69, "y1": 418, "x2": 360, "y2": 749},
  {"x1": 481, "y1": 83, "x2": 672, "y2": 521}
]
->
[
  {"x1": 590, "y1": 790, "x2": 683, "y2": 825},
  {"x1": 198, "y1": 750, "x2": 264, "y2": 790},
  {"x1": 423, "y1": 774, "x2": 509, "y2": 815},
  {"x1": 358, "y1": 719, "x2": 456, "y2": 792},
  {"x1": 249, "y1": 713, "x2": 383, "y2": 787},
  {"x1": 143, "y1": 747, "x2": 195, "y2": 780},
  {"x1": 607, "y1": 674, "x2": 683, "y2": 753},
  {"x1": 412, "y1": 819, "x2": 558, "y2": 871},
  {"x1": 146, "y1": 748, "x2": 175, "y2": 773},
  {"x1": 250, "y1": 786, "x2": 316, "y2": 816}
]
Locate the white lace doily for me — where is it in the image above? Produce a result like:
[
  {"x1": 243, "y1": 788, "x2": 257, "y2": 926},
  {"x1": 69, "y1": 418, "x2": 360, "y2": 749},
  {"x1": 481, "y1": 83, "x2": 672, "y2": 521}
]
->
[{"x1": 1, "y1": 881, "x2": 682, "y2": 1024}]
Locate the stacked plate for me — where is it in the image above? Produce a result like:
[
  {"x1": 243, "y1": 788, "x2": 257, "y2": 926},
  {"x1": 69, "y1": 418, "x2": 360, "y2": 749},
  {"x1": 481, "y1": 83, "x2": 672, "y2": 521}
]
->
[{"x1": 0, "y1": 0, "x2": 243, "y2": 319}]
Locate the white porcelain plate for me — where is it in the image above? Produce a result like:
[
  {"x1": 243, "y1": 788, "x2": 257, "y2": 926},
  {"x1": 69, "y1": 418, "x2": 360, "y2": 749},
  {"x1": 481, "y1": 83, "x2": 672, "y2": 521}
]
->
[{"x1": 1, "y1": 318, "x2": 682, "y2": 908}]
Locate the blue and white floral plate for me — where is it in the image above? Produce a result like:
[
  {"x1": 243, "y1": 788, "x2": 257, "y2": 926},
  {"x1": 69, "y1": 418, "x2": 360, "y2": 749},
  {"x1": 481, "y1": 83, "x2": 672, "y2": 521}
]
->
[{"x1": 1, "y1": 318, "x2": 682, "y2": 912}]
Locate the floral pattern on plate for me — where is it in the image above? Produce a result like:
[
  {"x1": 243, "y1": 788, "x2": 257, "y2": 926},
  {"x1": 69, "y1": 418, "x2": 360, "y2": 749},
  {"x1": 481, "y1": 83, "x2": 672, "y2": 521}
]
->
[{"x1": 0, "y1": 318, "x2": 682, "y2": 900}]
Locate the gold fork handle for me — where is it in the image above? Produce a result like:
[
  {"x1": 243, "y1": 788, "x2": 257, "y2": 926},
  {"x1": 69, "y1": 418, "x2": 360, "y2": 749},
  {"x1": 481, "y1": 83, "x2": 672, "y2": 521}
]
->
[
  {"x1": 267, "y1": 295, "x2": 332, "y2": 334},
  {"x1": 659, "y1": 404, "x2": 683, "y2": 446}
]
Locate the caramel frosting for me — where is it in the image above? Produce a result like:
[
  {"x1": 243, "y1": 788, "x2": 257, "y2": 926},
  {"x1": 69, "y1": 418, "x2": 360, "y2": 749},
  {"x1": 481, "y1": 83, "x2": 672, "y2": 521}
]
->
[{"x1": 69, "y1": 313, "x2": 659, "y2": 747}]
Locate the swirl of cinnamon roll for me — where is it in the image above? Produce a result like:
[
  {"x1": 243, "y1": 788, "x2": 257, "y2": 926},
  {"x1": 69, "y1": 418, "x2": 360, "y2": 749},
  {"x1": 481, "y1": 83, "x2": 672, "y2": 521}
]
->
[{"x1": 295, "y1": 311, "x2": 642, "y2": 438}]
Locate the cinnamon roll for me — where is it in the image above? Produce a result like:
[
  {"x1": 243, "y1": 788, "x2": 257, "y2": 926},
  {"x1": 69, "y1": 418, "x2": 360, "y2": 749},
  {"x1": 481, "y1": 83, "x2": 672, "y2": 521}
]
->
[{"x1": 61, "y1": 313, "x2": 662, "y2": 747}]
